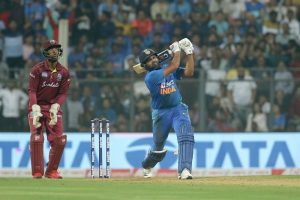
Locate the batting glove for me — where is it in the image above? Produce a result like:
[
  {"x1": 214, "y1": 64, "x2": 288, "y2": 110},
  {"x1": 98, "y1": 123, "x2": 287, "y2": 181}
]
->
[
  {"x1": 179, "y1": 38, "x2": 194, "y2": 55},
  {"x1": 31, "y1": 104, "x2": 43, "y2": 128},
  {"x1": 49, "y1": 103, "x2": 60, "y2": 126},
  {"x1": 169, "y1": 41, "x2": 180, "y2": 54}
]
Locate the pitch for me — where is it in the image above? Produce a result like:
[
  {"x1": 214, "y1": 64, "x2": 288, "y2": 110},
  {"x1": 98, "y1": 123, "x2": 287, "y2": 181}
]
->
[{"x1": 0, "y1": 176, "x2": 299, "y2": 200}]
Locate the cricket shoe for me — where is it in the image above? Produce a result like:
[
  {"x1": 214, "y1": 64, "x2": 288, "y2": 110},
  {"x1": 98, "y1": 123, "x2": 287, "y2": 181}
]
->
[
  {"x1": 143, "y1": 168, "x2": 153, "y2": 178},
  {"x1": 32, "y1": 173, "x2": 43, "y2": 179},
  {"x1": 178, "y1": 168, "x2": 193, "y2": 180},
  {"x1": 45, "y1": 170, "x2": 63, "y2": 179}
]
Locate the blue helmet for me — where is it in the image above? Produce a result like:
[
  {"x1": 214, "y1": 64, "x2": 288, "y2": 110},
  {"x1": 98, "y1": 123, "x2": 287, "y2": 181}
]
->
[{"x1": 139, "y1": 49, "x2": 158, "y2": 67}]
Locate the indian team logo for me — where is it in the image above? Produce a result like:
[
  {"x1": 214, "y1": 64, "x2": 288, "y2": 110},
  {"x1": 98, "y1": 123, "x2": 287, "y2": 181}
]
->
[
  {"x1": 57, "y1": 73, "x2": 62, "y2": 81},
  {"x1": 160, "y1": 80, "x2": 176, "y2": 95},
  {"x1": 42, "y1": 72, "x2": 48, "y2": 77},
  {"x1": 144, "y1": 49, "x2": 151, "y2": 55}
]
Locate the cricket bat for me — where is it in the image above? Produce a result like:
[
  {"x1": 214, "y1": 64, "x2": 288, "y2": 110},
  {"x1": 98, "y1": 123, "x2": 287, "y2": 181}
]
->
[{"x1": 132, "y1": 49, "x2": 173, "y2": 74}]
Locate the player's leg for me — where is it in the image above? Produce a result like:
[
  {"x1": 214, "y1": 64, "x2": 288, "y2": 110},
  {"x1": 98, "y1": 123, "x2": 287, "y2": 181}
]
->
[
  {"x1": 173, "y1": 103, "x2": 194, "y2": 179},
  {"x1": 44, "y1": 113, "x2": 67, "y2": 179},
  {"x1": 142, "y1": 109, "x2": 172, "y2": 177},
  {"x1": 28, "y1": 114, "x2": 45, "y2": 178}
]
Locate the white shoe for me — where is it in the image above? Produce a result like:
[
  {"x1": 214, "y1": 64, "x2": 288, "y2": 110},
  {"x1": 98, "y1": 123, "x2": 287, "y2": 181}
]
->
[
  {"x1": 143, "y1": 168, "x2": 153, "y2": 178},
  {"x1": 178, "y1": 168, "x2": 192, "y2": 179}
]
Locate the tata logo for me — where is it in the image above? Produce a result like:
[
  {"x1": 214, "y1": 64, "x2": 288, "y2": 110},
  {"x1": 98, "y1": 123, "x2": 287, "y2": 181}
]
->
[{"x1": 125, "y1": 138, "x2": 177, "y2": 168}]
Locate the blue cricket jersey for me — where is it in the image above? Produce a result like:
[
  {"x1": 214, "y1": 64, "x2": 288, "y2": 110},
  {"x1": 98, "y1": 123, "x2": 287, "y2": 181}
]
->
[{"x1": 144, "y1": 64, "x2": 185, "y2": 109}]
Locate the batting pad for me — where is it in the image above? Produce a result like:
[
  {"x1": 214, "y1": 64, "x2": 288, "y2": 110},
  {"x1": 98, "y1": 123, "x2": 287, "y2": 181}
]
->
[
  {"x1": 178, "y1": 134, "x2": 194, "y2": 173},
  {"x1": 46, "y1": 135, "x2": 67, "y2": 172},
  {"x1": 142, "y1": 149, "x2": 167, "y2": 169},
  {"x1": 30, "y1": 134, "x2": 44, "y2": 175}
]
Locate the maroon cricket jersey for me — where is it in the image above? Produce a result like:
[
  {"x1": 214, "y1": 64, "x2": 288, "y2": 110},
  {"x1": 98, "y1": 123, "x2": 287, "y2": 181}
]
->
[{"x1": 28, "y1": 60, "x2": 70, "y2": 111}]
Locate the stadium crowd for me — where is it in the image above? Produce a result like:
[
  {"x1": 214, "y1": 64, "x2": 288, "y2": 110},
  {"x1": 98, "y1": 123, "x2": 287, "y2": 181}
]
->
[{"x1": 0, "y1": 0, "x2": 299, "y2": 132}]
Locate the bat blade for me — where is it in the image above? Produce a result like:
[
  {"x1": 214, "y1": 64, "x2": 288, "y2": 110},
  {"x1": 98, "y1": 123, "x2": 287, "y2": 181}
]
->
[{"x1": 132, "y1": 63, "x2": 147, "y2": 74}]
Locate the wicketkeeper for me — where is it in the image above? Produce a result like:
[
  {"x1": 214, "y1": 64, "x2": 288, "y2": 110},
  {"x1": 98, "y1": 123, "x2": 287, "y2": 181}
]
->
[
  {"x1": 139, "y1": 38, "x2": 195, "y2": 179},
  {"x1": 28, "y1": 40, "x2": 70, "y2": 179}
]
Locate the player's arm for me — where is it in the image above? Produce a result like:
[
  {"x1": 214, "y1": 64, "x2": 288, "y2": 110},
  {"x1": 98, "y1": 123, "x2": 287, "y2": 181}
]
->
[
  {"x1": 28, "y1": 69, "x2": 40, "y2": 107},
  {"x1": 28, "y1": 68, "x2": 43, "y2": 128},
  {"x1": 163, "y1": 41, "x2": 181, "y2": 77},
  {"x1": 179, "y1": 38, "x2": 194, "y2": 77},
  {"x1": 183, "y1": 54, "x2": 194, "y2": 77}
]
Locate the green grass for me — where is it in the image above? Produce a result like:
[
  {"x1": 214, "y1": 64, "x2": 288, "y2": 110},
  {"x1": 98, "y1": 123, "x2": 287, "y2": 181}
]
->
[{"x1": 0, "y1": 176, "x2": 299, "y2": 200}]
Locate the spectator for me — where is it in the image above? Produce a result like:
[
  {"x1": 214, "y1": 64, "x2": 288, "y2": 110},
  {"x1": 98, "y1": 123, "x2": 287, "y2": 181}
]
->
[
  {"x1": 107, "y1": 43, "x2": 127, "y2": 75},
  {"x1": 114, "y1": 9, "x2": 134, "y2": 36},
  {"x1": 258, "y1": 94, "x2": 271, "y2": 114},
  {"x1": 289, "y1": 49, "x2": 300, "y2": 80},
  {"x1": 225, "y1": 0, "x2": 246, "y2": 20},
  {"x1": 170, "y1": 12, "x2": 190, "y2": 38},
  {"x1": 252, "y1": 55, "x2": 271, "y2": 96},
  {"x1": 270, "y1": 104, "x2": 286, "y2": 132},
  {"x1": 283, "y1": 9, "x2": 300, "y2": 42},
  {"x1": 114, "y1": 112, "x2": 129, "y2": 132},
  {"x1": 124, "y1": 44, "x2": 140, "y2": 71},
  {"x1": 226, "y1": 58, "x2": 250, "y2": 80},
  {"x1": 208, "y1": 11, "x2": 229, "y2": 37},
  {"x1": 245, "y1": 0, "x2": 265, "y2": 19},
  {"x1": 72, "y1": 2, "x2": 94, "y2": 42},
  {"x1": 3, "y1": 20, "x2": 23, "y2": 79},
  {"x1": 24, "y1": 0, "x2": 47, "y2": 24},
  {"x1": 169, "y1": 0, "x2": 191, "y2": 19},
  {"x1": 81, "y1": 86, "x2": 97, "y2": 112},
  {"x1": 96, "y1": 97, "x2": 117, "y2": 124},
  {"x1": 0, "y1": 50, "x2": 9, "y2": 83},
  {"x1": 67, "y1": 90, "x2": 84, "y2": 132},
  {"x1": 97, "y1": 0, "x2": 118, "y2": 18},
  {"x1": 151, "y1": 0, "x2": 170, "y2": 21},
  {"x1": 132, "y1": 10, "x2": 153, "y2": 37},
  {"x1": 287, "y1": 86, "x2": 300, "y2": 131},
  {"x1": 274, "y1": 89, "x2": 290, "y2": 114},
  {"x1": 227, "y1": 67, "x2": 257, "y2": 130},
  {"x1": 276, "y1": 23, "x2": 299, "y2": 47},
  {"x1": 197, "y1": 45, "x2": 211, "y2": 71},
  {"x1": 274, "y1": 61, "x2": 294, "y2": 95},
  {"x1": 263, "y1": 10, "x2": 280, "y2": 34},
  {"x1": 0, "y1": 81, "x2": 28, "y2": 131},
  {"x1": 93, "y1": 11, "x2": 116, "y2": 40},
  {"x1": 209, "y1": 0, "x2": 229, "y2": 14},
  {"x1": 28, "y1": 42, "x2": 44, "y2": 63},
  {"x1": 205, "y1": 57, "x2": 226, "y2": 107},
  {"x1": 68, "y1": 42, "x2": 86, "y2": 66},
  {"x1": 246, "y1": 102, "x2": 269, "y2": 132},
  {"x1": 23, "y1": 35, "x2": 34, "y2": 60}
]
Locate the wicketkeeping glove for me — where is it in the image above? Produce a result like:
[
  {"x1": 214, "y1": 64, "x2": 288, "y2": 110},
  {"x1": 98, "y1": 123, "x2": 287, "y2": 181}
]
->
[
  {"x1": 169, "y1": 41, "x2": 180, "y2": 54},
  {"x1": 49, "y1": 103, "x2": 60, "y2": 126},
  {"x1": 31, "y1": 104, "x2": 43, "y2": 128},
  {"x1": 179, "y1": 38, "x2": 194, "y2": 55}
]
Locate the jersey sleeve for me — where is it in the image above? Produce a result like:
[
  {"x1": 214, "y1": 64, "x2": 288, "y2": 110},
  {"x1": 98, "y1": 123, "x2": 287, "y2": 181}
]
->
[
  {"x1": 28, "y1": 68, "x2": 40, "y2": 108},
  {"x1": 173, "y1": 67, "x2": 185, "y2": 80},
  {"x1": 55, "y1": 69, "x2": 71, "y2": 105}
]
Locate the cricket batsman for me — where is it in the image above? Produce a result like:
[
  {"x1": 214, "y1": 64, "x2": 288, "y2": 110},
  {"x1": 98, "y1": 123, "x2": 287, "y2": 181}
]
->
[
  {"x1": 28, "y1": 40, "x2": 70, "y2": 179},
  {"x1": 139, "y1": 38, "x2": 195, "y2": 179}
]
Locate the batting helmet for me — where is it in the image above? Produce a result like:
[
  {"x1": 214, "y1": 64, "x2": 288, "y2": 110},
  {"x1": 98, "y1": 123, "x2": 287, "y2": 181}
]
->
[
  {"x1": 42, "y1": 40, "x2": 63, "y2": 62},
  {"x1": 139, "y1": 49, "x2": 158, "y2": 67}
]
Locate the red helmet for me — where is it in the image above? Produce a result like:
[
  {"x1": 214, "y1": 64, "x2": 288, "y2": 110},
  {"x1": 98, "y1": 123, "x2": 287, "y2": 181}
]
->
[
  {"x1": 43, "y1": 40, "x2": 61, "y2": 50},
  {"x1": 42, "y1": 39, "x2": 63, "y2": 62}
]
